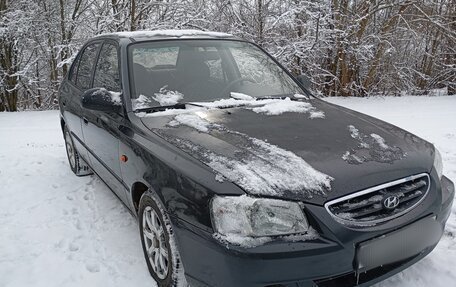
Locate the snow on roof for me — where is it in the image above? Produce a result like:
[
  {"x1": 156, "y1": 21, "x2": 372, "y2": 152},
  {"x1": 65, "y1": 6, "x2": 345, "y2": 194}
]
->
[{"x1": 98, "y1": 29, "x2": 233, "y2": 39}]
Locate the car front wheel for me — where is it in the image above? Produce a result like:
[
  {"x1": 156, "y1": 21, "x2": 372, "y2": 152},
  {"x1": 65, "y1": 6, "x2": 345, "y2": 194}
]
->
[{"x1": 139, "y1": 194, "x2": 187, "y2": 287}]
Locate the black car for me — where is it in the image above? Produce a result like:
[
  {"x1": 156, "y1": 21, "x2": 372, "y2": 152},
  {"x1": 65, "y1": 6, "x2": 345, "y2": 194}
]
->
[{"x1": 58, "y1": 30, "x2": 454, "y2": 287}]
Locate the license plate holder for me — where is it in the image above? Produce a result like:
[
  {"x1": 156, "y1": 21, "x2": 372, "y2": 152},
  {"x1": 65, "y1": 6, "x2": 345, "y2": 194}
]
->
[{"x1": 355, "y1": 216, "x2": 442, "y2": 272}]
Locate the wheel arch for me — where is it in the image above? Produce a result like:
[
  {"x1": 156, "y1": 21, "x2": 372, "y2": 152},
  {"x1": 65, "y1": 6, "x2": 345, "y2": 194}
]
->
[
  {"x1": 131, "y1": 181, "x2": 150, "y2": 214},
  {"x1": 60, "y1": 116, "x2": 66, "y2": 132}
]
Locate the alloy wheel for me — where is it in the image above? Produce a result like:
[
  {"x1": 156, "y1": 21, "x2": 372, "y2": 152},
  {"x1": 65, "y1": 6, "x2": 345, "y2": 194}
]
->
[{"x1": 142, "y1": 206, "x2": 170, "y2": 279}]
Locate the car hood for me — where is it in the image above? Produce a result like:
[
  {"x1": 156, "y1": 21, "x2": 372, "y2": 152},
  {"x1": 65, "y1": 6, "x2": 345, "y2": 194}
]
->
[{"x1": 140, "y1": 99, "x2": 435, "y2": 205}]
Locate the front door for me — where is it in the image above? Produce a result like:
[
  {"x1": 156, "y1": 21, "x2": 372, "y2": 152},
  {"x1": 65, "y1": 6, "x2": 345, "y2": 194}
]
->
[{"x1": 81, "y1": 41, "x2": 128, "y2": 202}]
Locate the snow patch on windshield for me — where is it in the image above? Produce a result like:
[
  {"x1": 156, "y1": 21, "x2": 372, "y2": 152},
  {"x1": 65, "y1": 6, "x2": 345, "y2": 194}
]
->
[
  {"x1": 131, "y1": 87, "x2": 183, "y2": 111},
  {"x1": 132, "y1": 94, "x2": 154, "y2": 110},
  {"x1": 136, "y1": 105, "x2": 203, "y2": 117},
  {"x1": 135, "y1": 92, "x2": 324, "y2": 119},
  {"x1": 153, "y1": 86, "x2": 184, "y2": 106},
  {"x1": 230, "y1": 92, "x2": 254, "y2": 100},
  {"x1": 343, "y1": 125, "x2": 405, "y2": 164},
  {"x1": 197, "y1": 97, "x2": 263, "y2": 109}
]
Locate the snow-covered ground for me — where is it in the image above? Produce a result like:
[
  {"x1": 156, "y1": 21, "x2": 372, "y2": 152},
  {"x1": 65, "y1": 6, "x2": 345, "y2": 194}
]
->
[
  {"x1": 0, "y1": 112, "x2": 154, "y2": 287},
  {"x1": 0, "y1": 96, "x2": 455, "y2": 287}
]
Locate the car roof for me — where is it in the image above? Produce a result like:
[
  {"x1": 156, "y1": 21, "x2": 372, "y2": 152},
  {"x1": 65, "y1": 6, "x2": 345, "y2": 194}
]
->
[{"x1": 93, "y1": 29, "x2": 236, "y2": 42}]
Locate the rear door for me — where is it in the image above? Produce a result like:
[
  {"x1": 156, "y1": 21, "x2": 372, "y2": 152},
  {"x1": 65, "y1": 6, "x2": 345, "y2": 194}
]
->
[
  {"x1": 81, "y1": 40, "x2": 128, "y2": 202},
  {"x1": 60, "y1": 42, "x2": 101, "y2": 160}
]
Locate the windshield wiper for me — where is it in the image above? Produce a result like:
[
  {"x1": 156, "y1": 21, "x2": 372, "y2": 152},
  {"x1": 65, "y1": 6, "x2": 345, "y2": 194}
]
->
[
  {"x1": 134, "y1": 102, "x2": 204, "y2": 113},
  {"x1": 255, "y1": 96, "x2": 289, "y2": 101}
]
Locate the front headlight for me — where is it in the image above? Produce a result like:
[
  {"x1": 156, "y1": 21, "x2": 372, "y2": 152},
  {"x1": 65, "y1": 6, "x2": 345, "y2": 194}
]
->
[
  {"x1": 211, "y1": 195, "x2": 309, "y2": 237},
  {"x1": 434, "y1": 147, "x2": 443, "y2": 180}
]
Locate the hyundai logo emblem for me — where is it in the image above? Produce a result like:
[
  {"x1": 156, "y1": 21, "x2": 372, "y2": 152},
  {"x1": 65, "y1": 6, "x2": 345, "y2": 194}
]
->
[{"x1": 383, "y1": 195, "x2": 400, "y2": 209}]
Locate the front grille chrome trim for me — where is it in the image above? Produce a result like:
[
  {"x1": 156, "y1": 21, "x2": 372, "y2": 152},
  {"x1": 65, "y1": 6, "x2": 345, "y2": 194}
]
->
[{"x1": 324, "y1": 173, "x2": 431, "y2": 227}]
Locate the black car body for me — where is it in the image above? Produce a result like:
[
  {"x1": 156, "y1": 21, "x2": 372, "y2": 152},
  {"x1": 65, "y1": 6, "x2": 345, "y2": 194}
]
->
[{"x1": 58, "y1": 30, "x2": 454, "y2": 287}]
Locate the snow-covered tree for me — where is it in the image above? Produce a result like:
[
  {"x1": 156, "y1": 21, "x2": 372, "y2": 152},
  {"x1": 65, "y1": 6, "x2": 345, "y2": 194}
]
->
[{"x1": 1, "y1": 0, "x2": 455, "y2": 111}]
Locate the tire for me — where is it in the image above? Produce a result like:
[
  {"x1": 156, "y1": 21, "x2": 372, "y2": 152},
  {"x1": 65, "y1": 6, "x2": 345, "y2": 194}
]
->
[
  {"x1": 63, "y1": 126, "x2": 92, "y2": 176},
  {"x1": 139, "y1": 193, "x2": 187, "y2": 287}
]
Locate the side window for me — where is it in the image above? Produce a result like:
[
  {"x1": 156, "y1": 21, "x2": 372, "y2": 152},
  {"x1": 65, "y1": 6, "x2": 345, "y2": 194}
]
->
[
  {"x1": 93, "y1": 43, "x2": 121, "y2": 92},
  {"x1": 76, "y1": 43, "x2": 100, "y2": 90},
  {"x1": 69, "y1": 55, "x2": 81, "y2": 84}
]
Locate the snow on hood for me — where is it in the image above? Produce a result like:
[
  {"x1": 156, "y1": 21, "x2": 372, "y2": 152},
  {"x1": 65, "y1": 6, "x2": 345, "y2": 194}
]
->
[
  {"x1": 343, "y1": 125, "x2": 405, "y2": 164},
  {"x1": 294, "y1": 93, "x2": 309, "y2": 100},
  {"x1": 161, "y1": 113, "x2": 333, "y2": 197},
  {"x1": 202, "y1": 96, "x2": 325, "y2": 118},
  {"x1": 101, "y1": 29, "x2": 232, "y2": 38},
  {"x1": 251, "y1": 97, "x2": 324, "y2": 118},
  {"x1": 169, "y1": 113, "x2": 220, "y2": 133}
]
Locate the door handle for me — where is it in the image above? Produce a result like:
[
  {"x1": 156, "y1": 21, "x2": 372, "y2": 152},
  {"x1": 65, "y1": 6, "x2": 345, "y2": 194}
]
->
[
  {"x1": 83, "y1": 117, "x2": 89, "y2": 125},
  {"x1": 62, "y1": 85, "x2": 70, "y2": 93},
  {"x1": 99, "y1": 115, "x2": 110, "y2": 125}
]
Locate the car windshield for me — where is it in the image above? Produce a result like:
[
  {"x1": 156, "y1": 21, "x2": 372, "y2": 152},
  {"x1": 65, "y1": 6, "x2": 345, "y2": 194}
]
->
[{"x1": 128, "y1": 40, "x2": 306, "y2": 110}]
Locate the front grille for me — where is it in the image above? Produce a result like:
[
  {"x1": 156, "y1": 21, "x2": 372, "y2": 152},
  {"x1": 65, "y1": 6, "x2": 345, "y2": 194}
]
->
[{"x1": 325, "y1": 173, "x2": 430, "y2": 226}]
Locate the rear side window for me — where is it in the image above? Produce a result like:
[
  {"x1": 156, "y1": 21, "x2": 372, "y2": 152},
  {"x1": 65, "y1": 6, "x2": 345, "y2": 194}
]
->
[
  {"x1": 93, "y1": 43, "x2": 121, "y2": 92},
  {"x1": 69, "y1": 55, "x2": 80, "y2": 84},
  {"x1": 76, "y1": 43, "x2": 100, "y2": 90}
]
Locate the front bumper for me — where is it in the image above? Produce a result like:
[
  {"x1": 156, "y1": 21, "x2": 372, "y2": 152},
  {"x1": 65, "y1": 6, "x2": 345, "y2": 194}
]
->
[{"x1": 174, "y1": 175, "x2": 454, "y2": 287}]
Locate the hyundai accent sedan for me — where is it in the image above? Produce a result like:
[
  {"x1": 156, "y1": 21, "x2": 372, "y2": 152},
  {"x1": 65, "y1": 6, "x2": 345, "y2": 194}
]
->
[{"x1": 58, "y1": 30, "x2": 454, "y2": 287}]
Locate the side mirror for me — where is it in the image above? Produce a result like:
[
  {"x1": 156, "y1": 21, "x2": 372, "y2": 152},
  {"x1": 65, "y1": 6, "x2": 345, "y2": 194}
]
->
[
  {"x1": 297, "y1": 75, "x2": 312, "y2": 90},
  {"x1": 81, "y1": 88, "x2": 122, "y2": 113}
]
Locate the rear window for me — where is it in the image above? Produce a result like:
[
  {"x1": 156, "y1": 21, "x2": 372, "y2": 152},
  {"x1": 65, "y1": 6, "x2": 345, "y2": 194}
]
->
[
  {"x1": 68, "y1": 55, "x2": 80, "y2": 84},
  {"x1": 132, "y1": 47, "x2": 179, "y2": 68}
]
